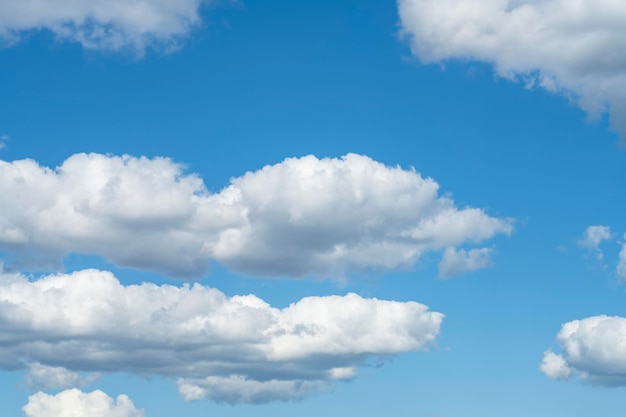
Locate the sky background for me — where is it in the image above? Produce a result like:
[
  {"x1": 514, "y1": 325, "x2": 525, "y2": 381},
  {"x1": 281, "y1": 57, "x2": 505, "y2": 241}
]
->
[{"x1": 1, "y1": 1, "x2": 626, "y2": 416}]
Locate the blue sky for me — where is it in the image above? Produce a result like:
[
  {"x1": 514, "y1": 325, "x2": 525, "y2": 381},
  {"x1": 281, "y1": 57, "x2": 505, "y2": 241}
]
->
[{"x1": 2, "y1": 1, "x2": 626, "y2": 416}]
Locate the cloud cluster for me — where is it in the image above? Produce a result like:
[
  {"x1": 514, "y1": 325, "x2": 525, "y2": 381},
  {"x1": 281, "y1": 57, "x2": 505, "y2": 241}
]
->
[
  {"x1": 541, "y1": 315, "x2": 626, "y2": 386},
  {"x1": 398, "y1": 0, "x2": 626, "y2": 138},
  {"x1": 0, "y1": 268, "x2": 443, "y2": 403},
  {"x1": 0, "y1": 153, "x2": 512, "y2": 278},
  {"x1": 23, "y1": 389, "x2": 144, "y2": 417},
  {"x1": 0, "y1": 0, "x2": 207, "y2": 53}
]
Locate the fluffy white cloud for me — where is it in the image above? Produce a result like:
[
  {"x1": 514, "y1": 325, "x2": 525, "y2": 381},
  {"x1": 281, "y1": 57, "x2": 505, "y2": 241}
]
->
[
  {"x1": 398, "y1": 0, "x2": 626, "y2": 138},
  {"x1": 0, "y1": 0, "x2": 207, "y2": 53},
  {"x1": 23, "y1": 389, "x2": 144, "y2": 417},
  {"x1": 0, "y1": 268, "x2": 443, "y2": 403},
  {"x1": 0, "y1": 153, "x2": 512, "y2": 279},
  {"x1": 437, "y1": 247, "x2": 493, "y2": 278},
  {"x1": 539, "y1": 350, "x2": 571, "y2": 381},
  {"x1": 541, "y1": 315, "x2": 626, "y2": 385}
]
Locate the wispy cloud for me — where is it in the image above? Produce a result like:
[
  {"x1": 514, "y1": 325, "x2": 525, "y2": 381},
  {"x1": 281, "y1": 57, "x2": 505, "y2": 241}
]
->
[{"x1": 578, "y1": 225, "x2": 612, "y2": 261}]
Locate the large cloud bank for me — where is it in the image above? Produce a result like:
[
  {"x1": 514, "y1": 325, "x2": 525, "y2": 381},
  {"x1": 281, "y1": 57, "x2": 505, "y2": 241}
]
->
[
  {"x1": 0, "y1": 268, "x2": 443, "y2": 403},
  {"x1": 541, "y1": 315, "x2": 626, "y2": 386},
  {"x1": 0, "y1": 153, "x2": 512, "y2": 278},
  {"x1": 23, "y1": 389, "x2": 144, "y2": 417},
  {"x1": 0, "y1": 0, "x2": 208, "y2": 52},
  {"x1": 398, "y1": 0, "x2": 626, "y2": 137}
]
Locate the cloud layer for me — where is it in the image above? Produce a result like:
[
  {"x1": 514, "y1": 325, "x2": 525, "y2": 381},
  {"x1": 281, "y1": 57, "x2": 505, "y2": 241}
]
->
[
  {"x1": 0, "y1": 153, "x2": 512, "y2": 278},
  {"x1": 398, "y1": 0, "x2": 626, "y2": 138},
  {"x1": 541, "y1": 315, "x2": 626, "y2": 386},
  {"x1": 23, "y1": 389, "x2": 144, "y2": 417},
  {"x1": 0, "y1": 0, "x2": 207, "y2": 53},
  {"x1": 0, "y1": 268, "x2": 443, "y2": 403}
]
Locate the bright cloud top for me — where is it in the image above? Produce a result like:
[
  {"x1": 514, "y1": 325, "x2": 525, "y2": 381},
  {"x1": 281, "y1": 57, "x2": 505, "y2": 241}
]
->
[
  {"x1": 398, "y1": 0, "x2": 626, "y2": 138},
  {"x1": 0, "y1": 153, "x2": 512, "y2": 278},
  {"x1": 541, "y1": 315, "x2": 626, "y2": 386},
  {"x1": 0, "y1": 268, "x2": 443, "y2": 403},
  {"x1": 0, "y1": 0, "x2": 207, "y2": 53},
  {"x1": 23, "y1": 389, "x2": 144, "y2": 417}
]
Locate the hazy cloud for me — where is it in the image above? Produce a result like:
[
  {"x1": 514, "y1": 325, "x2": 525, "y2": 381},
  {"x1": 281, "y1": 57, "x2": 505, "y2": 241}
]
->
[
  {"x1": 0, "y1": 153, "x2": 512, "y2": 279},
  {"x1": 0, "y1": 268, "x2": 443, "y2": 403},
  {"x1": 437, "y1": 247, "x2": 494, "y2": 278},
  {"x1": 578, "y1": 225, "x2": 612, "y2": 261},
  {"x1": 25, "y1": 363, "x2": 100, "y2": 391},
  {"x1": 617, "y1": 237, "x2": 626, "y2": 281},
  {"x1": 398, "y1": 0, "x2": 626, "y2": 139}
]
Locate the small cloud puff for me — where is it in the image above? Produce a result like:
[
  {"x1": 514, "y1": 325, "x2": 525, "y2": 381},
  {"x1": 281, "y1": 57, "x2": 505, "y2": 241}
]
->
[
  {"x1": 541, "y1": 315, "x2": 626, "y2": 386},
  {"x1": 23, "y1": 389, "x2": 144, "y2": 417},
  {"x1": 578, "y1": 225, "x2": 612, "y2": 261},
  {"x1": 438, "y1": 247, "x2": 494, "y2": 278}
]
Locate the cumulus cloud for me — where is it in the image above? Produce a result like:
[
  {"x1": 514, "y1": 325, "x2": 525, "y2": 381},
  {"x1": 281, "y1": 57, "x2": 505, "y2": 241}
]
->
[
  {"x1": 0, "y1": 0, "x2": 209, "y2": 53},
  {"x1": 398, "y1": 0, "x2": 626, "y2": 138},
  {"x1": 539, "y1": 350, "x2": 572, "y2": 381},
  {"x1": 0, "y1": 268, "x2": 443, "y2": 403},
  {"x1": 0, "y1": 153, "x2": 512, "y2": 279},
  {"x1": 437, "y1": 247, "x2": 493, "y2": 278},
  {"x1": 541, "y1": 315, "x2": 626, "y2": 386},
  {"x1": 23, "y1": 389, "x2": 144, "y2": 417}
]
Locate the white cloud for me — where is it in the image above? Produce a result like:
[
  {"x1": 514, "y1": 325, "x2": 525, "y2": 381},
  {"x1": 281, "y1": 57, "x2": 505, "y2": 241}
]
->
[
  {"x1": 541, "y1": 315, "x2": 626, "y2": 385},
  {"x1": 578, "y1": 225, "x2": 612, "y2": 261},
  {"x1": 539, "y1": 350, "x2": 571, "y2": 380},
  {"x1": 0, "y1": 134, "x2": 7, "y2": 150},
  {"x1": 579, "y1": 225, "x2": 612, "y2": 251},
  {"x1": 437, "y1": 247, "x2": 493, "y2": 278},
  {"x1": 398, "y1": 0, "x2": 626, "y2": 138},
  {"x1": 0, "y1": 153, "x2": 512, "y2": 279},
  {"x1": 0, "y1": 0, "x2": 208, "y2": 53},
  {"x1": 23, "y1": 389, "x2": 144, "y2": 417},
  {"x1": 25, "y1": 363, "x2": 100, "y2": 390},
  {"x1": 0, "y1": 268, "x2": 443, "y2": 403}
]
